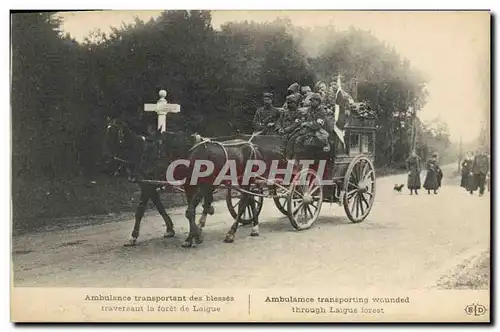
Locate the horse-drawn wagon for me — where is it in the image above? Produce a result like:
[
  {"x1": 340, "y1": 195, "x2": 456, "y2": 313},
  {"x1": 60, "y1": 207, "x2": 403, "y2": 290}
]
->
[
  {"x1": 102, "y1": 86, "x2": 378, "y2": 247},
  {"x1": 224, "y1": 105, "x2": 377, "y2": 231}
]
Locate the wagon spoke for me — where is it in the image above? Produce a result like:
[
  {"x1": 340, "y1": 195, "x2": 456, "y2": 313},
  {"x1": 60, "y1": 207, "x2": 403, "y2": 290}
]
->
[
  {"x1": 364, "y1": 177, "x2": 375, "y2": 187},
  {"x1": 360, "y1": 192, "x2": 369, "y2": 209},
  {"x1": 310, "y1": 185, "x2": 320, "y2": 196},
  {"x1": 302, "y1": 204, "x2": 309, "y2": 219},
  {"x1": 349, "y1": 194, "x2": 356, "y2": 212},
  {"x1": 352, "y1": 196, "x2": 358, "y2": 218},
  {"x1": 347, "y1": 188, "x2": 357, "y2": 200},
  {"x1": 361, "y1": 161, "x2": 368, "y2": 178},
  {"x1": 297, "y1": 206, "x2": 304, "y2": 222},
  {"x1": 364, "y1": 169, "x2": 374, "y2": 180},
  {"x1": 356, "y1": 162, "x2": 363, "y2": 182},
  {"x1": 232, "y1": 200, "x2": 240, "y2": 209},
  {"x1": 309, "y1": 201, "x2": 319, "y2": 213},
  {"x1": 353, "y1": 194, "x2": 358, "y2": 217},
  {"x1": 293, "y1": 202, "x2": 305, "y2": 215},
  {"x1": 348, "y1": 180, "x2": 358, "y2": 189},
  {"x1": 359, "y1": 162, "x2": 366, "y2": 180},
  {"x1": 292, "y1": 183, "x2": 305, "y2": 198},
  {"x1": 305, "y1": 204, "x2": 314, "y2": 219},
  {"x1": 358, "y1": 194, "x2": 366, "y2": 216},
  {"x1": 355, "y1": 195, "x2": 361, "y2": 218},
  {"x1": 301, "y1": 185, "x2": 309, "y2": 196},
  {"x1": 308, "y1": 177, "x2": 317, "y2": 191}
]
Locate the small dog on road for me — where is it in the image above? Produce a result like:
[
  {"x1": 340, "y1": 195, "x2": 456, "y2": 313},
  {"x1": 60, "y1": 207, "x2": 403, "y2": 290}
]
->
[{"x1": 394, "y1": 184, "x2": 404, "y2": 192}]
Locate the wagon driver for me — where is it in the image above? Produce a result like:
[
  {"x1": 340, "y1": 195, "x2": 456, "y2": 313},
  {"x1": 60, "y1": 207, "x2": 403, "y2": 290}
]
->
[{"x1": 253, "y1": 92, "x2": 281, "y2": 134}]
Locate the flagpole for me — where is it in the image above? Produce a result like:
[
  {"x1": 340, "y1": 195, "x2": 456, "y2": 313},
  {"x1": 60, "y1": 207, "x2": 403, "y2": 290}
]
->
[{"x1": 409, "y1": 106, "x2": 416, "y2": 155}]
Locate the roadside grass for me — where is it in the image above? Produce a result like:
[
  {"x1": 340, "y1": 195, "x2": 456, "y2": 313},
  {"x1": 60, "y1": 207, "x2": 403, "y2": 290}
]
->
[{"x1": 436, "y1": 250, "x2": 490, "y2": 290}]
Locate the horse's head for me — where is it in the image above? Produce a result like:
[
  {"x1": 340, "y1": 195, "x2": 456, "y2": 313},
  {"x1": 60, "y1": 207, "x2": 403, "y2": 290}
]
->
[
  {"x1": 102, "y1": 118, "x2": 128, "y2": 164},
  {"x1": 101, "y1": 117, "x2": 147, "y2": 178},
  {"x1": 139, "y1": 129, "x2": 201, "y2": 177}
]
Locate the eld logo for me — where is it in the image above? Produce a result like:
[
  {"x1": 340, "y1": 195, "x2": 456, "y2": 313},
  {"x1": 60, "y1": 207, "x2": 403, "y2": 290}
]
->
[{"x1": 464, "y1": 303, "x2": 487, "y2": 316}]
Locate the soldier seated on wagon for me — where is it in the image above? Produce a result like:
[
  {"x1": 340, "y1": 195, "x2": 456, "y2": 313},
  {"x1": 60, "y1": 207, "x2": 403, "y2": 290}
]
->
[
  {"x1": 276, "y1": 94, "x2": 306, "y2": 137},
  {"x1": 282, "y1": 82, "x2": 302, "y2": 109},
  {"x1": 289, "y1": 93, "x2": 335, "y2": 158},
  {"x1": 253, "y1": 92, "x2": 281, "y2": 134},
  {"x1": 300, "y1": 86, "x2": 313, "y2": 107}
]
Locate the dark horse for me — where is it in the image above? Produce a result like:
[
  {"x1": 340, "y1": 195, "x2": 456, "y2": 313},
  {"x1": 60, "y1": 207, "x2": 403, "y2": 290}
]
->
[
  {"x1": 179, "y1": 137, "x2": 258, "y2": 246},
  {"x1": 180, "y1": 133, "x2": 291, "y2": 247},
  {"x1": 102, "y1": 119, "x2": 215, "y2": 246}
]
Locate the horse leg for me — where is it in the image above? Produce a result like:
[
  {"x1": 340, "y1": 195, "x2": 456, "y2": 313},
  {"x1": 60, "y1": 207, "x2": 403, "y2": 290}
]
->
[
  {"x1": 125, "y1": 186, "x2": 150, "y2": 246},
  {"x1": 150, "y1": 189, "x2": 175, "y2": 238},
  {"x1": 198, "y1": 186, "x2": 215, "y2": 228},
  {"x1": 224, "y1": 192, "x2": 249, "y2": 243},
  {"x1": 249, "y1": 195, "x2": 260, "y2": 237},
  {"x1": 182, "y1": 186, "x2": 204, "y2": 248}
]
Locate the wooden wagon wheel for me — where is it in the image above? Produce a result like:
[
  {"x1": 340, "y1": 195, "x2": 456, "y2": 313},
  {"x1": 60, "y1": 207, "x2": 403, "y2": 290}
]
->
[
  {"x1": 272, "y1": 185, "x2": 289, "y2": 215},
  {"x1": 287, "y1": 168, "x2": 323, "y2": 230},
  {"x1": 226, "y1": 187, "x2": 264, "y2": 225},
  {"x1": 342, "y1": 155, "x2": 376, "y2": 223}
]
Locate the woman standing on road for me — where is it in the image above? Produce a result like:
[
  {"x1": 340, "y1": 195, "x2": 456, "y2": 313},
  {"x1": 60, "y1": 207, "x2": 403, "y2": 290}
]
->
[
  {"x1": 405, "y1": 150, "x2": 422, "y2": 195},
  {"x1": 423, "y1": 152, "x2": 442, "y2": 194},
  {"x1": 461, "y1": 152, "x2": 474, "y2": 189}
]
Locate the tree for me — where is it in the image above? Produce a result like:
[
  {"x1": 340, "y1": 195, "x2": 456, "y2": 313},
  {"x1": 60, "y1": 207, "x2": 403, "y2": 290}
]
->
[
  {"x1": 416, "y1": 118, "x2": 452, "y2": 162},
  {"x1": 12, "y1": 10, "x2": 432, "y2": 179},
  {"x1": 308, "y1": 27, "x2": 428, "y2": 165}
]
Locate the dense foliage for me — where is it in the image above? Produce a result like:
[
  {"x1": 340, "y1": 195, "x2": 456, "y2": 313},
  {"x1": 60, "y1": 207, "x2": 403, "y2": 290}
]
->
[{"x1": 12, "y1": 10, "x2": 449, "y2": 181}]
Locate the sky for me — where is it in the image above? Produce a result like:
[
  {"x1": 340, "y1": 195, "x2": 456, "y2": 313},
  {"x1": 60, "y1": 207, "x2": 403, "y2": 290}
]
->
[{"x1": 58, "y1": 10, "x2": 490, "y2": 143}]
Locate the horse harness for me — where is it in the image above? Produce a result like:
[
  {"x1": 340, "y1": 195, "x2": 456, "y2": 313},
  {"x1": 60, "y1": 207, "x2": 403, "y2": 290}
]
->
[{"x1": 189, "y1": 135, "x2": 261, "y2": 167}]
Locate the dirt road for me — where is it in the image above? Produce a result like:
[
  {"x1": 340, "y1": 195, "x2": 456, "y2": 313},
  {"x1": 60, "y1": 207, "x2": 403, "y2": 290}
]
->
[{"x1": 12, "y1": 165, "x2": 490, "y2": 289}]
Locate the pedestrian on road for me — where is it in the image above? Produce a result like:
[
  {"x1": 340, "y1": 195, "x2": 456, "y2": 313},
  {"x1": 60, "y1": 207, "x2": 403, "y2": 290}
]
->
[
  {"x1": 405, "y1": 149, "x2": 422, "y2": 195},
  {"x1": 461, "y1": 152, "x2": 474, "y2": 189},
  {"x1": 423, "y1": 152, "x2": 442, "y2": 194},
  {"x1": 486, "y1": 171, "x2": 491, "y2": 193},
  {"x1": 469, "y1": 148, "x2": 490, "y2": 196}
]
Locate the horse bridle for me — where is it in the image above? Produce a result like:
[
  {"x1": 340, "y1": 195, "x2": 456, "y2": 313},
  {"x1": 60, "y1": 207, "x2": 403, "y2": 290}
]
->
[
  {"x1": 104, "y1": 120, "x2": 145, "y2": 174},
  {"x1": 106, "y1": 120, "x2": 126, "y2": 145}
]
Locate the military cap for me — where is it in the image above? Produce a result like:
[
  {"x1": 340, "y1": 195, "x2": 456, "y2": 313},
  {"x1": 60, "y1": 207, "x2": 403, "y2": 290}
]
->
[
  {"x1": 263, "y1": 92, "x2": 274, "y2": 99},
  {"x1": 301, "y1": 86, "x2": 312, "y2": 93},
  {"x1": 286, "y1": 94, "x2": 300, "y2": 103},
  {"x1": 310, "y1": 93, "x2": 322, "y2": 101}
]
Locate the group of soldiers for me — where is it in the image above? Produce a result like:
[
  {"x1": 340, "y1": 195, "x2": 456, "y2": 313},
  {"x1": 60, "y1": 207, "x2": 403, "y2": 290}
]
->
[
  {"x1": 460, "y1": 148, "x2": 490, "y2": 196},
  {"x1": 252, "y1": 80, "x2": 352, "y2": 157}
]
